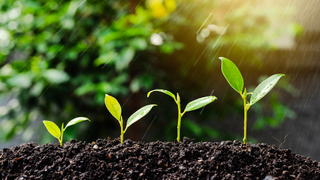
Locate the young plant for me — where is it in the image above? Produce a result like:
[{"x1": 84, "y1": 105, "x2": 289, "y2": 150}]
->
[
  {"x1": 147, "y1": 89, "x2": 217, "y2": 142},
  {"x1": 219, "y1": 57, "x2": 284, "y2": 144},
  {"x1": 43, "y1": 117, "x2": 90, "y2": 146},
  {"x1": 105, "y1": 94, "x2": 157, "y2": 143}
]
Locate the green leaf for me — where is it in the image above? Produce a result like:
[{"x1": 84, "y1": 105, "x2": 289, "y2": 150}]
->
[
  {"x1": 101, "y1": 31, "x2": 123, "y2": 44},
  {"x1": 126, "y1": 104, "x2": 157, "y2": 130},
  {"x1": 115, "y1": 47, "x2": 135, "y2": 71},
  {"x1": 130, "y1": 78, "x2": 141, "y2": 92},
  {"x1": 147, "y1": 89, "x2": 176, "y2": 101},
  {"x1": 65, "y1": 117, "x2": 90, "y2": 129},
  {"x1": 75, "y1": 83, "x2": 96, "y2": 96},
  {"x1": 250, "y1": 74, "x2": 285, "y2": 105},
  {"x1": 97, "y1": 82, "x2": 112, "y2": 93},
  {"x1": 129, "y1": 38, "x2": 147, "y2": 50},
  {"x1": 104, "y1": 94, "x2": 122, "y2": 121},
  {"x1": 219, "y1": 57, "x2": 244, "y2": 94},
  {"x1": 7, "y1": 73, "x2": 32, "y2": 88},
  {"x1": 184, "y1": 96, "x2": 217, "y2": 112},
  {"x1": 43, "y1": 69, "x2": 70, "y2": 84},
  {"x1": 176, "y1": 93, "x2": 180, "y2": 103},
  {"x1": 30, "y1": 82, "x2": 45, "y2": 96},
  {"x1": 94, "y1": 51, "x2": 117, "y2": 66},
  {"x1": 43, "y1": 121, "x2": 61, "y2": 139}
]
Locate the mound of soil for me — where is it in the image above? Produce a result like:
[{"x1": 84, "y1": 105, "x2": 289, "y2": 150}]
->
[{"x1": 1, "y1": 137, "x2": 319, "y2": 179}]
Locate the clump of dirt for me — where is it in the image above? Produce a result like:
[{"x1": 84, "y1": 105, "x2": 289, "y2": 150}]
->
[{"x1": 1, "y1": 137, "x2": 319, "y2": 179}]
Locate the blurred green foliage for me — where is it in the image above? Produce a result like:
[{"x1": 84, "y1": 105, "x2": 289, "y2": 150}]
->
[{"x1": 0, "y1": 0, "x2": 300, "y2": 144}]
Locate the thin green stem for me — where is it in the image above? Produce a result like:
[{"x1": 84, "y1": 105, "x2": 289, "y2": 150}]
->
[
  {"x1": 242, "y1": 93, "x2": 250, "y2": 144},
  {"x1": 60, "y1": 123, "x2": 64, "y2": 146},
  {"x1": 243, "y1": 97, "x2": 247, "y2": 144},
  {"x1": 177, "y1": 103, "x2": 182, "y2": 143},
  {"x1": 176, "y1": 93, "x2": 182, "y2": 142},
  {"x1": 120, "y1": 116, "x2": 124, "y2": 143}
]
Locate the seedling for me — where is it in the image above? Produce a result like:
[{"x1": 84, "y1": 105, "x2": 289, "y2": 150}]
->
[
  {"x1": 43, "y1": 117, "x2": 90, "y2": 146},
  {"x1": 219, "y1": 57, "x2": 284, "y2": 144},
  {"x1": 147, "y1": 89, "x2": 217, "y2": 142},
  {"x1": 105, "y1": 94, "x2": 157, "y2": 143}
]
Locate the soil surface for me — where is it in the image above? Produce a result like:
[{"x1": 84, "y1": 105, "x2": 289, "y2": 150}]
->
[{"x1": 1, "y1": 137, "x2": 319, "y2": 180}]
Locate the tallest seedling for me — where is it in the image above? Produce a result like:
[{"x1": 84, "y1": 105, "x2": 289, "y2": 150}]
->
[{"x1": 219, "y1": 57, "x2": 284, "y2": 144}]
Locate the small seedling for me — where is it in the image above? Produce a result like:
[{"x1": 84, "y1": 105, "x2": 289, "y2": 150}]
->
[
  {"x1": 219, "y1": 57, "x2": 284, "y2": 144},
  {"x1": 147, "y1": 89, "x2": 217, "y2": 142},
  {"x1": 43, "y1": 117, "x2": 90, "y2": 146},
  {"x1": 105, "y1": 94, "x2": 157, "y2": 143}
]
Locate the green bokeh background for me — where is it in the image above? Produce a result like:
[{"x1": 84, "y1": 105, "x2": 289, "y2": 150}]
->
[{"x1": 0, "y1": 0, "x2": 301, "y2": 145}]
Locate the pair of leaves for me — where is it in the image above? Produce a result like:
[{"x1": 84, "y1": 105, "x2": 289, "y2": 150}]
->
[
  {"x1": 43, "y1": 117, "x2": 90, "y2": 141},
  {"x1": 104, "y1": 94, "x2": 156, "y2": 131},
  {"x1": 219, "y1": 57, "x2": 284, "y2": 105},
  {"x1": 147, "y1": 89, "x2": 217, "y2": 113}
]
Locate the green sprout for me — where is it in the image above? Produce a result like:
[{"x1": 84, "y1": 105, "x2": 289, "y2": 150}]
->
[
  {"x1": 43, "y1": 117, "x2": 90, "y2": 146},
  {"x1": 147, "y1": 89, "x2": 217, "y2": 142},
  {"x1": 219, "y1": 57, "x2": 284, "y2": 144},
  {"x1": 105, "y1": 94, "x2": 157, "y2": 143}
]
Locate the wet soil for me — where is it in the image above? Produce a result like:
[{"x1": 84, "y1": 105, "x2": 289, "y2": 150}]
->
[{"x1": 1, "y1": 137, "x2": 319, "y2": 179}]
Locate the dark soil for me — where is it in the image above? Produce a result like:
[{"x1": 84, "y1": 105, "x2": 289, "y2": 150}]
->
[{"x1": 1, "y1": 137, "x2": 319, "y2": 180}]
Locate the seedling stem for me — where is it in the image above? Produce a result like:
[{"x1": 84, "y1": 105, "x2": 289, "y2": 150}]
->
[
  {"x1": 120, "y1": 116, "x2": 124, "y2": 143},
  {"x1": 60, "y1": 123, "x2": 64, "y2": 146},
  {"x1": 176, "y1": 93, "x2": 182, "y2": 142},
  {"x1": 241, "y1": 91, "x2": 251, "y2": 144}
]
